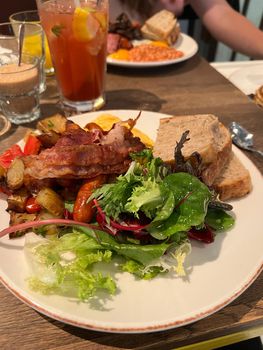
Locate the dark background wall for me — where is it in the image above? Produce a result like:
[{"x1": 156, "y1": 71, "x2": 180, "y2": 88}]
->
[{"x1": 1, "y1": 1, "x2": 37, "y2": 23}]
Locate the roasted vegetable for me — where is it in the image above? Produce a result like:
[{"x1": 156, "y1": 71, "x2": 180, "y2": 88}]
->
[
  {"x1": 6, "y1": 157, "x2": 24, "y2": 190},
  {"x1": 65, "y1": 120, "x2": 82, "y2": 132},
  {"x1": 23, "y1": 174, "x2": 55, "y2": 194},
  {"x1": 25, "y1": 197, "x2": 42, "y2": 214},
  {"x1": 35, "y1": 210, "x2": 62, "y2": 235},
  {"x1": 0, "y1": 144, "x2": 24, "y2": 169},
  {"x1": 57, "y1": 179, "x2": 82, "y2": 201},
  {"x1": 37, "y1": 132, "x2": 60, "y2": 148},
  {"x1": 9, "y1": 211, "x2": 37, "y2": 238},
  {"x1": 0, "y1": 164, "x2": 6, "y2": 178},
  {"x1": 36, "y1": 188, "x2": 64, "y2": 216},
  {"x1": 24, "y1": 134, "x2": 42, "y2": 155},
  {"x1": 73, "y1": 175, "x2": 107, "y2": 223},
  {"x1": 37, "y1": 114, "x2": 67, "y2": 134},
  {"x1": 7, "y1": 188, "x2": 29, "y2": 213}
]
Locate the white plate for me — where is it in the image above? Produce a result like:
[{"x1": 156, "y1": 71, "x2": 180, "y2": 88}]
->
[
  {"x1": 228, "y1": 64, "x2": 263, "y2": 95},
  {"x1": 107, "y1": 33, "x2": 198, "y2": 68},
  {"x1": 0, "y1": 110, "x2": 263, "y2": 334}
]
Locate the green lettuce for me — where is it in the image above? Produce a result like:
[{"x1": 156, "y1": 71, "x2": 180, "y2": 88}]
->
[
  {"x1": 25, "y1": 231, "x2": 116, "y2": 301},
  {"x1": 25, "y1": 224, "x2": 191, "y2": 300},
  {"x1": 205, "y1": 208, "x2": 235, "y2": 231}
]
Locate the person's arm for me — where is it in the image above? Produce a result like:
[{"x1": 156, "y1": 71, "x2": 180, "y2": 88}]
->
[
  {"x1": 189, "y1": 0, "x2": 263, "y2": 58},
  {"x1": 161, "y1": 0, "x2": 263, "y2": 58}
]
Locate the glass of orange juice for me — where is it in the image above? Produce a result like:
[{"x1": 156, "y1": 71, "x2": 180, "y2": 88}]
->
[
  {"x1": 9, "y1": 10, "x2": 54, "y2": 76},
  {"x1": 36, "y1": 0, "x2": 109, "y2": 112}
]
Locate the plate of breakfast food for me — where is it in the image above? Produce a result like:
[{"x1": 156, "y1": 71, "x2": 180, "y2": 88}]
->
[
  {"x1": 0, "y1": 110, "x2": 262, "y2": 333},
  {"x1": 107, "y1": 11, "x2": 198, "y2": 67}
]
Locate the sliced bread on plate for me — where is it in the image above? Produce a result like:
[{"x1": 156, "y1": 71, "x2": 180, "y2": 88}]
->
[
  {"x1": 141, "y1": 10, "x2": 180, "y2": 45},
  {"x1": 153, "y1": 114, "x2": 232, "y2": 186},
  {"x1": 212, "y1": 151, "x2": 252, "y2": 201}
]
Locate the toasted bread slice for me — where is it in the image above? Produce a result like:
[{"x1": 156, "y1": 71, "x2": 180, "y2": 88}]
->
[
  {"x1": 201, "y1": 122, "x2": 232, "y2": 185},
  {"x1": 212, "y1": 152, "x2": 252, "y2": 201},
  {"x1": 141, "y1": 10, "x2": 180, "y2": 45},
  {"x1": 254, "y1": 85, "x2": 263, "y2": 107},
  {"x1": 153, "y1": 114, "x2": 232, "y2": 186}
]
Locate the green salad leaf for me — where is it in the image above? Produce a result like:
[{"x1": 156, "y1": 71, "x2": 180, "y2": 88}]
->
[
  {"x1": 24, "y1": 149, "x2": 235, "y2": 301},
  {"x1": 25, "y1": 231, "x2": 116, "y2": 301},
  {"x1": 148, "y1": 173, "x2": 211, "y2": 239},
  {"x1": 205, "y1": 208, "x2": 235, "y2": 231}
]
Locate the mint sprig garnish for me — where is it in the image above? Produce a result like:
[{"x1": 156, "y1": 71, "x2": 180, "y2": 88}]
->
[{"x1": 51, "y1": 24, "x2": 65, "y2": 37}]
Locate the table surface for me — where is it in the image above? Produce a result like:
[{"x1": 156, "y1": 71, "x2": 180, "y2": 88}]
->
[{"x1": 0, "y1": 55, "x2": 263, "y2": 350}]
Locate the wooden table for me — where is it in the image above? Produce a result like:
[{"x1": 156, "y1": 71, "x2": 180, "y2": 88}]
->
[{"x1": 0, "y1": 55, "x2": 263, "y2": 350}]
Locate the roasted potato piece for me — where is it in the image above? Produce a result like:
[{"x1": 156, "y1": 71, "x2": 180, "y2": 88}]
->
[
  {"x1": 36, "y1": 210, "x2": 62, "y2": 235},
  {"x1": 65, "y1": 120, "x2": 82, "y2": 132},
  {"x1": 7, "y1": 188, "x2": 29, "y2": 213},
  {"x1": 37, "y1": 132, "x2": 60, "y2": 148},
  {"x1": 23, "y1": 174, "x2": 55, "y2": 194},
  {"x1": 6, "y1": 158, "x2": 24, "y2": 190},
  {"x1": 9, "y1": 211, "x2": 37, "y2": 239},
  {"x1": 37, "y1": 114, "x2": 67, "y2": 134},
  {"x1": 36, "y1": 188, "x2": 64, "y2": 216},
  {"x1": 0, "y1": 165, "x2": 6, "y2": 179},
  {"x1": 56, "y1": 178, "x2": 81, "y2": 201}
]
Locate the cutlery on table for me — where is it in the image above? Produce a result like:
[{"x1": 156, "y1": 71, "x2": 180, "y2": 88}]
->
[{"x1": 229, "y1": 121, "x2": 263, "y2": 157}]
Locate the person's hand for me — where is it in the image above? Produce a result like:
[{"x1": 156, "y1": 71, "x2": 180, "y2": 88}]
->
[{"x1": 160, "y1": 0, "x2": 186, "y2": 15}]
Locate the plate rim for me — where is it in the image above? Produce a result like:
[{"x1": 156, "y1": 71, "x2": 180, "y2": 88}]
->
[
  {"x1": 0, "y1": 109, "x2": 263, "y2": 334},
  {"x1": 106, "y1": 33, "x2": 199, "y2": 68}
]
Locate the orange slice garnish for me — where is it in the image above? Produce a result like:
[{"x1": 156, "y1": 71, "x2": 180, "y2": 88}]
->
[
  {"x1": 94, "y1": 12, "x2": 107, "y2": 30},
  {"x1": 72, "y1": 7, "x2": 100, "y2": 42}
]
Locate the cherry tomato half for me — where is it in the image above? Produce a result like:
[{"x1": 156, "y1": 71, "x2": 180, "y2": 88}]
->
[{"x1": 26, "y1": 197, "x2": 42, "y2": 214}]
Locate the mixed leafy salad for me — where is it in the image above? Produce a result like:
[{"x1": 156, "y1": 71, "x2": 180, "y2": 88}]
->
[{"x1": 23, "y1": 147, "x2": 234, "y2": 301}]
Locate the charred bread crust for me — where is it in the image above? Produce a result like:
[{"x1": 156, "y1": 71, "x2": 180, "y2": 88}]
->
[
  {"x1": 201, "y1": 123, "x2": 232, "y2": 186},
  {"x1": 213, "y1": 173, "x2": 252, "y2": 201},
  {"x1": 212, "y1": 152, "x2": 252, "y2": 201}
]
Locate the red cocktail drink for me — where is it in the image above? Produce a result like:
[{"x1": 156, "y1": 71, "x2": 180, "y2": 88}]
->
[{"x1": 37, "y1": 0, "x2": 108, "y2": 111}]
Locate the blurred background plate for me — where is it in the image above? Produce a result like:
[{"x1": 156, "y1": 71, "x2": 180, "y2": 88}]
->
[
  {"x1": 228, "y1": 64, "x2": 263, "y2": 95},
  {"x1": 107, "y1": 33, "x2": 198, "y2": 68}
]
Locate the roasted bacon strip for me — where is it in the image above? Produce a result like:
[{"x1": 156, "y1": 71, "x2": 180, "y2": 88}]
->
[{"x1": 23, "y1": 124, "x2": 145, "y2": 180}]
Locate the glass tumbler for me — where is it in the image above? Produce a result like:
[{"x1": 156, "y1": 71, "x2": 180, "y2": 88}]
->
[
  {"x1": 36, "y1": 0, "x2": 109, "y2": 112},
  {"x1": 0, "y1": 22, "x2": 46, "y2": 93},
  {"x1": 9, "y1": 10, "x2": 54, "y2": 76},
  {"x1": 0, "y1": 53, "x2": 40, "y2": 124}
]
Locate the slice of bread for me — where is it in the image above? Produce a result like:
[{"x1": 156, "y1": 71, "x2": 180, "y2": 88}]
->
[
  {"x1": 254, "y1": 85, "x2": 263, "y2": 107},
  {"x1": 212, "y1": 152, "x2": 252, "y2": 201},
  {"x1": 153, "y1": 114, "x2": 232, "y2": 186},
  {"x1": 141, "y1": 10, "x2": 180, "y2": 45},
  {"x1": 202, "y1": 122, "x2": 232, "y2": 185}
]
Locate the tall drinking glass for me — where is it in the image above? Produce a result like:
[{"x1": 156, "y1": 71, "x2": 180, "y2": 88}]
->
[
  {"x1": 9, "y1": 10, "x2": 54, "y2": 76},
  {"x1": 36, "y1": 0, "x2": 109, "y2": 112}
]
